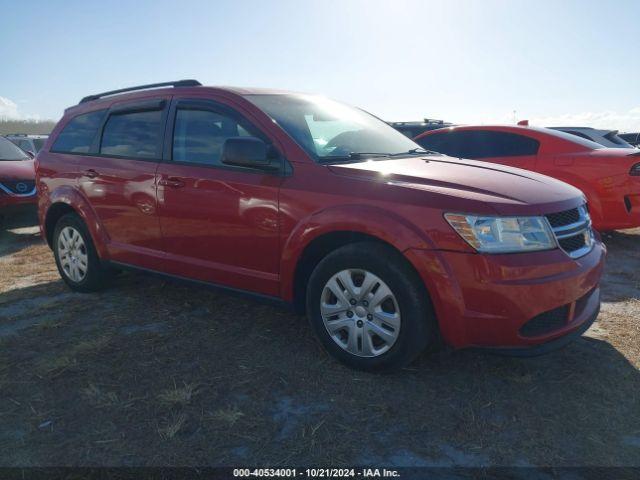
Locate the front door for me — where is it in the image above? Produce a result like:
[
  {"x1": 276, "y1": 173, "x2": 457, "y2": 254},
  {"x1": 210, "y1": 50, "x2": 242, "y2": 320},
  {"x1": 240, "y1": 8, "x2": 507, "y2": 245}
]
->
[{"x1": 156, "y1": 99, "x2": 283, "y2": 296}]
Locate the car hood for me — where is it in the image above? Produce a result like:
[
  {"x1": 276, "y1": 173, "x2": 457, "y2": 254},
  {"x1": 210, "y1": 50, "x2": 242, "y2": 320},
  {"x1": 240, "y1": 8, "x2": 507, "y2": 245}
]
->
[
  {"x1": 0, "y1": 159, "x2": 35, "y2": 180},
  {"x1": 328, "y1": 155, "x2": 584, "y2": 215}
]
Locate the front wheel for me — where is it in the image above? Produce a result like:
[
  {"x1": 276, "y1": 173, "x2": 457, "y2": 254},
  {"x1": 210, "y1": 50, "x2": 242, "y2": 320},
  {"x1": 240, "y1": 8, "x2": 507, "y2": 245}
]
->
[{"x1": 306, "y1": 242, "x2": 437, "y2": 372}]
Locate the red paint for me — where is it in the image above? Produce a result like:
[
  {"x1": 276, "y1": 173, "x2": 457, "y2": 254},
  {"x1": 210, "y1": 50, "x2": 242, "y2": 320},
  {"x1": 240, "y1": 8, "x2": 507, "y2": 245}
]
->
[
  {"x1": 0, "y1": 158, "x2": 37, "y2": 214},
  {"x1": 36, "y1": 86, "x2": 605, "y2": 350},
  {"x1": 415, "y1": 125, "x2": 640, "y2": 231}
]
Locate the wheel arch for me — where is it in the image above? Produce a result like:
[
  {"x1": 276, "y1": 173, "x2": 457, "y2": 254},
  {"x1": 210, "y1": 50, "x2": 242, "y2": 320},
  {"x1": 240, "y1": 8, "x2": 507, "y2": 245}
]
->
[
  {"x1": 43, "y1": 188, "x2": 109, "y2": 258},
  {"x1": 282, "y1": 206, "x2": 437, "y2": 315}
]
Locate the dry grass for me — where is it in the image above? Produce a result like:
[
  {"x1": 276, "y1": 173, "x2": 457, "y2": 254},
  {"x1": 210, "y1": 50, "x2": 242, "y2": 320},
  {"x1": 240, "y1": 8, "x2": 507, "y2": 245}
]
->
[
  {"x1": 35, "y1": 335, "x2": 111, "y2": 375},
  {"x1": 0, "y1": 219, "x2": 638, "y2": 467},
  {"x1": 81, "y1": 384, "x2": 120, "y2": 407},
  {"x1": 211, "y1": 406, "x2": 244, "y2": 426},
  {"x1": 158, "y1": 412, "x2": 187, "y2": 440},
  {"x1": 158, "y1": 382, "x2": 198, "y2": 406}
]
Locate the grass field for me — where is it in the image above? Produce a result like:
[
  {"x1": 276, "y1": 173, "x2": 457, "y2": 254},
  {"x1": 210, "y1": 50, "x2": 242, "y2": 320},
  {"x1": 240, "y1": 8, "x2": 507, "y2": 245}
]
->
[
  {"x1": 0, "y1": 119, "x2": 55, "y2": 136},
  {"x1": 0, "y1": 214, "x2": 638, "y2": 467}
]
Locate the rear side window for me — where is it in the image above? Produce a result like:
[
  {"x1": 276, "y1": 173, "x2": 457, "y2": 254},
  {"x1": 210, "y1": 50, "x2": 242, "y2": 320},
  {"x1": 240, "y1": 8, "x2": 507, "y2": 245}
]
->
[
  {"x1": 51, "y1": 110, "x2": 107, "y2": 153},
  {"x1": 100, "y1": 110, "x2": 163, "y2": 159},
  {"x1": 172, "y1": 109, "x2": 255, "y2": 166},
  {"x1": 417, "y1": 130, "x2": 539, "y2": 159}
]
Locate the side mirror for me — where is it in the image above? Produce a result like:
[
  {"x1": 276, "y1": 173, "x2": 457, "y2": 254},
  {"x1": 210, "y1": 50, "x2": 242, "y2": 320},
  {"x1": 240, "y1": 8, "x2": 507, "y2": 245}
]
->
[
  {"x1": 221, "y1": 137, "x2": 275, "y2": 170},
  {"x1": 26, "y1": 150, "x2": 35, "y2": 159}
]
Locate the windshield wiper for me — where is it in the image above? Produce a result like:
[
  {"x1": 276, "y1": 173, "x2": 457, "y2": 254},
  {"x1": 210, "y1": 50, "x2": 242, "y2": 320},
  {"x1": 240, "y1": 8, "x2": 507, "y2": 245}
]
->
[
  {"x1": 347, "y1": 152, "x2": 393, "y2": 159},
  {"x1": 319, "y1": 148, "x2": 440, "y2": 165},
  {"x1": 389, "y1": 148, "x2": 441, "y2": 156},
  {"x1": 318, "y1": 152, "x2": 392, "y2": 164}
]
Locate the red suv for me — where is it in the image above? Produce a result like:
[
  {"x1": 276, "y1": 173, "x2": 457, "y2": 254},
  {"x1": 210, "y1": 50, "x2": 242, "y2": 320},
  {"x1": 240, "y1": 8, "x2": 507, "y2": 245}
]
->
[
  {"x1": 0, "y1": 136, "x2": 37, "y2": 225},
  {"x1": 36, "y1": 81, "x2": 606, "y2": 371},
  {"x1": 415, "y1": 125, "x2": 640, "y2": 231}
]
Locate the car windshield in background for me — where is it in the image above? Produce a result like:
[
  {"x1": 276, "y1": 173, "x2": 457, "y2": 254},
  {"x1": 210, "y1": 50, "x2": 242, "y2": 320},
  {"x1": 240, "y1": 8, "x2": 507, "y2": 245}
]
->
[
  {"x1": 246, "y1": 94, "x2": 422, "y2": 162},
  {"x1": 33, "y1": 138, "x2": 46, "y2": 151},
  {"x1": 0, "y1": 137, "x2": 29, "y2": 161}
]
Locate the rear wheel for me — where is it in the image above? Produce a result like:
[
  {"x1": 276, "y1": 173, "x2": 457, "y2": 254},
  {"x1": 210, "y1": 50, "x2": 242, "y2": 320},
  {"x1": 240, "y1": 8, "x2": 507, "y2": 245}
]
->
[
  {"x1": 306, "y1": 242, "x2": 436, "y2": 372},
  {"x1": 53, "y1": 213, "x2": 111, "y2": 292}
]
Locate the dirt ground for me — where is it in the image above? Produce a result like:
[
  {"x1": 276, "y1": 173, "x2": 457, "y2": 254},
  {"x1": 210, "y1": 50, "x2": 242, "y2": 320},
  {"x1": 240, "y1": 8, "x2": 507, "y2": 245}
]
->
[{"x1": 0, "y1": 213, "x2": 638, "y2": 468}]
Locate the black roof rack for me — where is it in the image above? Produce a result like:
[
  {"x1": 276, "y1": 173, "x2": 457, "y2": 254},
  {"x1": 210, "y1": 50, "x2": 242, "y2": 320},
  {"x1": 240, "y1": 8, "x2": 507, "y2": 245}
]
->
[{"x1": 79, "y1": 79, "x2": 202, "y2": 104}]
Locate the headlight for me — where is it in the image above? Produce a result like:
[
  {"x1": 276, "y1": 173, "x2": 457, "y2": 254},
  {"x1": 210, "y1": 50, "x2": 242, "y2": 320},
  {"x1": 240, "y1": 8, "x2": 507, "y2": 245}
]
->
[{"x1": 445, "y1": 213, "x2": 556, "y2": 253}]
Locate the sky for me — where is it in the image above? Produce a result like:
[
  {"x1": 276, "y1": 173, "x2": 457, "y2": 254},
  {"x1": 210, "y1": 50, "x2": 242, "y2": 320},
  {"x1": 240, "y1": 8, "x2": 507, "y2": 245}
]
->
[{"x1": 1, "y1": 0, "x2": 640, "y2": 130}]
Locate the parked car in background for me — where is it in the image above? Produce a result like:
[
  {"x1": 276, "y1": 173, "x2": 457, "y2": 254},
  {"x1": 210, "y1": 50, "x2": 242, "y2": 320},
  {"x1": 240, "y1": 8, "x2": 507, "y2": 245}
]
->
[
  {"x1": 0, "y1": 136, "x2": 37, "y2": 225},
  {"x1": 6, "y1": 134, "x2": 49, "y2": 155},
  {"x1": 415, "y1": 125, "x2": 640, "y2": 231},
  {"x1": 37, "y1": 80, "x2": 604, "y2": 371},
  {"x1": 389, "y1": 118, "x2": 453, "y2": 138},
  {"x1": 549, "y1": 127, "x2": 634, "y2": 149},
  {"x1": 619, "y1": 132, "x2": 640, "y2": 148}
]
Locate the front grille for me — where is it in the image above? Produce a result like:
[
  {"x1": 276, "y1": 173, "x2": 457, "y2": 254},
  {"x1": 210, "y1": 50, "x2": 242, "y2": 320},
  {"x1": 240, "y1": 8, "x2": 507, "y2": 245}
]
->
[
  {"x1": 545, "y1": 205, "x2": 593, "y2": 259},
  {"x1": 558, "y1": 234, "x2": 587, "y2": 252},
  {"x1": 520, "y1": 304, "x2": 570, "y2": 337},
  {"x1": 546, "y1": 208, "x2": 580, "y2": 228},
  {"x1": 0, "y1": 180, "x2": 36, "y2": 195}
]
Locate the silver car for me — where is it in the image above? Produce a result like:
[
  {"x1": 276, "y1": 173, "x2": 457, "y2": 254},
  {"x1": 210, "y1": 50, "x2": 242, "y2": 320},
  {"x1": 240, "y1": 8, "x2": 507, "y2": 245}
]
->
[{"x1": 549, "y1": 127, "x2": 635, "y2": 149}]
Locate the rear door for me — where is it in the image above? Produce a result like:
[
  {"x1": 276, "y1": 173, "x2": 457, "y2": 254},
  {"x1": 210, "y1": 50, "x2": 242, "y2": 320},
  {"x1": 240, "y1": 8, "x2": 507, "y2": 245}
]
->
[
  {"x1": 76, "y1": 97, "x2": 169, "y2": 267},
  {"x1": 155, "y1": 98, "x2": 284, "y2": 296}
]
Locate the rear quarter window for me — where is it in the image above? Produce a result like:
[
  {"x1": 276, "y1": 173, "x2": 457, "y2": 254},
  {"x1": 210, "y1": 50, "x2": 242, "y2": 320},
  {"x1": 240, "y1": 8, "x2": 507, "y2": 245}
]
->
[
  {"x1": 417, "y1": 130, "x2": 539, "y2": 159},
  {"x1": 51, "y1": 110, "x2": 107, "y2": 153}
]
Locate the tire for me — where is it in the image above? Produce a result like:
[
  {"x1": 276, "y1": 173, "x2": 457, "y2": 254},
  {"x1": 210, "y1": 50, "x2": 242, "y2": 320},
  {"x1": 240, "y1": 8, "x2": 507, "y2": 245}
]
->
[
  {"x1": 306, "y1": 242, "x2": 437, "y2": 372},
  {"x1": 52, "y1": 213, "x2": 111, "y2": 292}
]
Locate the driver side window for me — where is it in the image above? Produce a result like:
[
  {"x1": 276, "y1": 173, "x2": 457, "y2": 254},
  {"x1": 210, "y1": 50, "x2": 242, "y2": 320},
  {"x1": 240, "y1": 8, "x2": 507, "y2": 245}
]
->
[
  {"x1": 304, "y1": 114, "x2": 360, "y2": 156},
  {"x1": 172, "y1": 109, "x2": 255, "y2": 166}
]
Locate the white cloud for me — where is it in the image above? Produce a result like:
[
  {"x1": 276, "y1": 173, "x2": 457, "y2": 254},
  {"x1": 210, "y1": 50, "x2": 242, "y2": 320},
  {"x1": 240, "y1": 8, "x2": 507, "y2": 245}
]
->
[
  {"x1": 529, "y1": 107, "x2": 640, "y2": 133},
  {"x1": 0, "y1": 96, "x2": 20, "y2": 120}
]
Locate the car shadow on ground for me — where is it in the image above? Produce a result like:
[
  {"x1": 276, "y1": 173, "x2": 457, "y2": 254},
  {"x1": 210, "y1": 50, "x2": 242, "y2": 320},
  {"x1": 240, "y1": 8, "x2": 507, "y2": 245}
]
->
[
  {"x1": 0, "y1": 272, "x2": 639, "y2": 468},
  {"x1": 0, "y1": 213, "x2": 41, "y2": 257}
]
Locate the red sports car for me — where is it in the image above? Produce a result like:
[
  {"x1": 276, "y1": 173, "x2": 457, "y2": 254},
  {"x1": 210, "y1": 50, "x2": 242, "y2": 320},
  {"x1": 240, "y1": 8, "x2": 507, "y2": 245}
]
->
[
  {"x1": 0, "y1": 136, "x2": 37, "y2": 224},
  {"x1": 415, "y1": 125, "x2": 640, "y2": 231}
]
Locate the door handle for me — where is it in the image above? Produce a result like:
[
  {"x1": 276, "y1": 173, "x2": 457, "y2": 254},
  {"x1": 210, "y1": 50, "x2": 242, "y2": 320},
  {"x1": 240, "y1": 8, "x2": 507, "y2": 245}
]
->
[
  {"x1": 83, "y1": 169, "x2": 99, "y2": 179},
  {"x1": 158, "y1": 177, "x2": 185, "y2": 188}
]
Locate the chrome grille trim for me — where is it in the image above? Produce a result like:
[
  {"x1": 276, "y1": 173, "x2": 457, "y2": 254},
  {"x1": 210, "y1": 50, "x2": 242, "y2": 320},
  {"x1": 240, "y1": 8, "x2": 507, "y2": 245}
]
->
[
  {"x1": 545, "y1": 205, "x2": 594, "y2": 259},
  {"x1": 0, "y1": 181, "x2": 37, "y2": 197}
]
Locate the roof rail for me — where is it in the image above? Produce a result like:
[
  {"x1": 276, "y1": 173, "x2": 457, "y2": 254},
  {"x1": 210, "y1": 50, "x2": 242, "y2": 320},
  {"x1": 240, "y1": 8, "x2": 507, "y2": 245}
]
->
[{"x1": 79, "y1": 79, "x2": 202, "y2": 104}]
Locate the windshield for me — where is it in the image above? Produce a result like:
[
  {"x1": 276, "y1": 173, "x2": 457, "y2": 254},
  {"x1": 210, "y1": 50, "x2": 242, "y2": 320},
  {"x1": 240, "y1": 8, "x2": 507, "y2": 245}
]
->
[
  {"x1": 245, "y1": 94, "x2": 423, "y2": 162},
  {"x1": 33, "y1": 138, "x2": 46, "y2": 152},
  {"x1": 0, "y1": 136, "x2": 29, "y2": 161}
]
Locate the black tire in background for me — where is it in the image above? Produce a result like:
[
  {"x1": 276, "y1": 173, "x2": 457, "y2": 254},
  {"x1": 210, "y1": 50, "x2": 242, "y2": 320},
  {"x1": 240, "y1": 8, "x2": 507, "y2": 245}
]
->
[{"x1": 306, "y1": 241, "x2": 437, "y2": 372}]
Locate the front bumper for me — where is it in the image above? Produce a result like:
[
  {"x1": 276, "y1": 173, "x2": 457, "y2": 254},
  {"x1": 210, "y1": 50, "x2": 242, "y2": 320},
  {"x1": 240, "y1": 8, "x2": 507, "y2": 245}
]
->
[
  {"x1": 405, "y1": 241, "x2": 606, "y2": 350},
  {"x1": 477, "y1": 295, "x2": 600, "y2": 356},
  {"x1": 0, "y1": 192, "x2": 37, "y2": 210}
]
